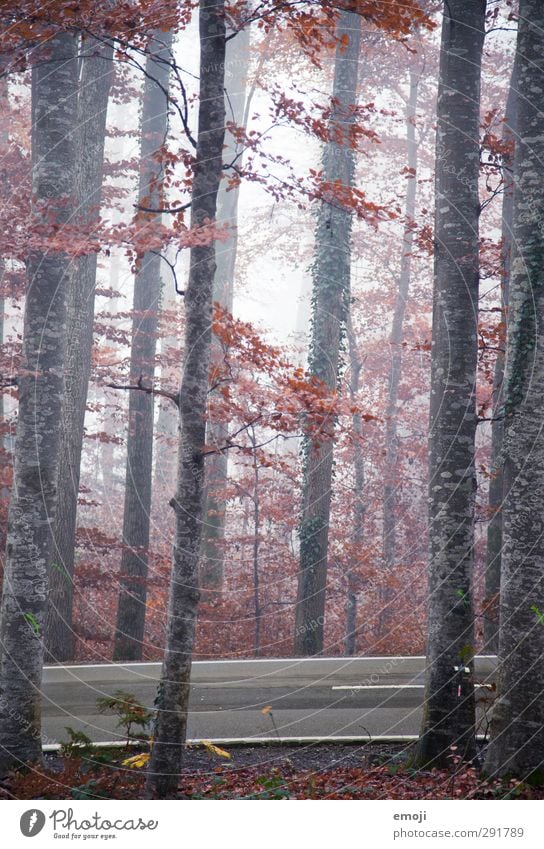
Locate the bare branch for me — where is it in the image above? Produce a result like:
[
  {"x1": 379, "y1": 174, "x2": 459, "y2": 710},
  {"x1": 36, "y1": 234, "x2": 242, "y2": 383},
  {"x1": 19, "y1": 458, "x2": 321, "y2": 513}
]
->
[
  {"x1": 106, "y1": 374, "x2": 179, "y2": 407},
  {"x1": 201, "y1": 414, "x2": 263, "y2": 456}
]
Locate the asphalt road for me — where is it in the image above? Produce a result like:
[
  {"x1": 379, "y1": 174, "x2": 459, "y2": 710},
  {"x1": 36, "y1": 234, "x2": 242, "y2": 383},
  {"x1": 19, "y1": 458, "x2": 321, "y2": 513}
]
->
[{"x1": 40, "y1": 656, "x2": 498, "y2": 747}]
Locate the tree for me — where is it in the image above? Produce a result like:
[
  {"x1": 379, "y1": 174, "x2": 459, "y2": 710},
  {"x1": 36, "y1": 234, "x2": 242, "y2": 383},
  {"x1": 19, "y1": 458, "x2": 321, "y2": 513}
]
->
[
  {"x1": 0, "y1": 31, "x2": 78, "y2": 771},
  {"x1": 345, "y1": 317, "x2": 365, "y2": 655},
  {"x1": 45, "y1": 33, "x2": 114, "y2": 663},
  {"x1": 381, "y1": 64, "x2": 421, "y2": 636},
  {"x1": 295, "y1": 8, "x2": 362, "y2": 656},
  {"x1": 113, "y1": 29, "x2": 173, "y2": 662},
  {"x1": 485, "y1": 0, "x2": 544, "y2": 778},
  {"x1": 415, "y1": 0, "x2": 486, "y2": 768},
  {"x1": 483, "y1": 52, "x2": 519, "y2": 655},
  {"x1": 200, "y1": 17, "x2": 251, "y2": 598},
  {"x1": 145, "y1": 0, "x2": 226, "y2": 797},
  {"x1": 152, "y1": 271, "x2": 181, "y2": 507}
]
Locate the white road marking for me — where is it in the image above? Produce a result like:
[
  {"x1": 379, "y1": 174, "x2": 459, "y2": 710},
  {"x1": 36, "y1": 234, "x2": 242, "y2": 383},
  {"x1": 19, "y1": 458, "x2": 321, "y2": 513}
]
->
[
  {"x1": 333, "y1": 683, "x2": 494, "y2": 691},
  {"x1": 332, "y1": 685, "x2": 424, "y2": 690},
  {"x1": 43, "y1": 656, "x2": 430, "y2": 671}
]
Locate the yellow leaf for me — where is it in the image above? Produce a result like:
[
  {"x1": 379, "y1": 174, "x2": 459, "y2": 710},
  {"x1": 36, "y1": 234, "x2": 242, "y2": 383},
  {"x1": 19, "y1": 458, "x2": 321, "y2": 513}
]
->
[
  {"x1": 122, "y1": 752, "x2": 150, "y2": 769},
  {"x1": 261, "y1": 705, "x2": 273, "y2": 715},
  {"x1": 201, "y1": 740, "x2": 231, "y2": 759}
]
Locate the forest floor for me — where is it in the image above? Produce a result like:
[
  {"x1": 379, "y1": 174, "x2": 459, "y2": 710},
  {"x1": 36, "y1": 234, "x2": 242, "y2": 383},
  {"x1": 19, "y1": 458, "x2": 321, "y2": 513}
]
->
[{"x1": 2, "y1": 743, "x2": 544, "y2": 800}]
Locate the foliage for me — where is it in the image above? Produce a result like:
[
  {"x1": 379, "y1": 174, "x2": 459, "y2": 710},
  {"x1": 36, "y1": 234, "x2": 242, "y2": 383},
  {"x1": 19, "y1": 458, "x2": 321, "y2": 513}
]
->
[
  {"x1": 5, "y1": 751, "x2": 544, "y2": 800},
  {"x1": 95, "y1": 691, "x2": 152, "y2": 744},
  {"x1": 59, "y1": 727, "x2": 95, "y2": 760}
]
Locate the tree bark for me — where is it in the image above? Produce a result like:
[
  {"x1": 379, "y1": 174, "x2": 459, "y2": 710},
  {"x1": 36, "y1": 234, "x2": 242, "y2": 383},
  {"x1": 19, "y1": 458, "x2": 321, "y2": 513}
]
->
[
  {"x1": 294, "y1": 10, "x2": 362, "y2": 656},
  {"x1": 45, "y1": 35, "x2": 114, "y2": 663},
  {"x1": 0, "y1": 76, "x2": 9, "y2": 513},
  {"x1": 483, "y1": 54, "x2": 518, "y2": 654},
  {"x1": 113, "y1": 30, "x2": 173, "y2": 661},
  {"x1": 200, "y1": 21, "x2": 251, "y2": 598},
  {"x1": 0, "y1": 33, "x2": 77, "y2": 772},
  {"x1": 345, "y1": 318, "x2": 365, "y2": 656},
  {"x1": 152, "y1": 272, "x2": 180, "y2": 507},
  {"x1": 380, "y1": 68, "x2": 420, "y2": 637},
  {"x1": 249, "y1": 426, "x2": 262, "y2": 656},
  {"x1": 415, "y1": 0, "x2": 485, "y2": 768},
  {"x1": 485, "y1": 0, "x2": 544, "y2": 778},
  {"x1": 145, "y1": 0, "x2": 226, "y2": 797}
]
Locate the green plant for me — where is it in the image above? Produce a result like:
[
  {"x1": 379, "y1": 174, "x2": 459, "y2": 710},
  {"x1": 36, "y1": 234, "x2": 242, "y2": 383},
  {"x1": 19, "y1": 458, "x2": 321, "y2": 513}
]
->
[
  {"x1": 22, "y1": 612, "x2": 40, "y2": 635},
  {"x1": 246, "y1": 772, "x2": 292, "y2": 800},
  {"x1": 70, "y1": 778, "x2": 114, "y2": 800},
  {"x1": 96, "y1": 690, "x2": 152, "y2": 745},
  {"x1": 531, "y1": 604, "x2": 544, "y2": 625},
  {"x1": 60, "y1": 727, "x2": 94, "y2": 760}
]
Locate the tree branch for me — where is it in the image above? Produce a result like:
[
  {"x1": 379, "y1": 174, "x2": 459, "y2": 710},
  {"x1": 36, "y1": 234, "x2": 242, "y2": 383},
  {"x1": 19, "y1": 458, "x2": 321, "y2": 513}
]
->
[{"x1": 106, "y1": 374, "x2": 179, "y2": 407}]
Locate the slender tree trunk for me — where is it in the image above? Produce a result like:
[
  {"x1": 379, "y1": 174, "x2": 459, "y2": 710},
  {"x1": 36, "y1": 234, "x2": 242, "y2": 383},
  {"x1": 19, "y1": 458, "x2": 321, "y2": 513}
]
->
[
  {"x1": 153, "y1": 272, "x2": 180, "y2": 503},
  {"x1": 200, "y1": 22, "x2": 251, "y2": 598},
  {"x1": 380, "y1": 69, "x2": 420, "y2": 637},
  {"x1": 100, "y1": 256, "x2": 122, "y2": 495},
  {"x1": 113, "y1": 30, "x2": 173, "y2": 661},
  {"x1": 0, "y1": 76, "x2": 9, "y2": 511},
  {"x1": 294, "y1": 10, "x2": 362, "y2": 657},
  {"x1": 485, "y1": 1, "x2": 544, "y2": 777},
  {"x1": 0, "y1": 33, "x2": 77, "y2": 773},
  {"x1": 345, "y1": 319, "x2": 365, "y2": 656},
  {"x1": 45, "y1": 35, "x2": 114, "y2": 663},
  {"x1": 145, "y1": 0, "x2": 226, "y2": 797},
  {"x1": 483, "y1": 55, "x2": 518, "y2": 654},
  {"x1": 250, "y1": 426, "x2": 262, "y2": 656},
  {"x1": 415, "y1": 0, "x2": 485, "y2": 768}
]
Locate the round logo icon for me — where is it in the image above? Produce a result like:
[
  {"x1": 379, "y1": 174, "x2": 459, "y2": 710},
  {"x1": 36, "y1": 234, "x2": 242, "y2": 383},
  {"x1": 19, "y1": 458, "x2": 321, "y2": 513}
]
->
[{"x1": 20, "y1": 810, "x2": 46, "y2": 837}]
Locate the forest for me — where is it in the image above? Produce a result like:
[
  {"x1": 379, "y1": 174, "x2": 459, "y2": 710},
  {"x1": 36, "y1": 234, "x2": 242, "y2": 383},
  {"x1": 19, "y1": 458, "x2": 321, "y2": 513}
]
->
[{"x1": 0, "y1": 0, "x2": 543, "y2": 802}]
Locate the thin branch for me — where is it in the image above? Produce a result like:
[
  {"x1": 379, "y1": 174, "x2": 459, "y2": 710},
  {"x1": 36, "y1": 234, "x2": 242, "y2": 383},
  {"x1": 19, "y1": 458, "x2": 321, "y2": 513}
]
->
[
  {"x1": 135, "y1": 200, "x2": 191, "y2": 215},
  {"x1": 477, "y1": 414, "x2": 506, "y2": 424},
  {"x1": 201, "y1": 414, "x2": 263, "y2": 456},
  {"x1": 149, "y1": 249, "x2": 185, "y2": 296},
  {"x1": 106, "y1": 374, "x2": 179, "y2": 407}
]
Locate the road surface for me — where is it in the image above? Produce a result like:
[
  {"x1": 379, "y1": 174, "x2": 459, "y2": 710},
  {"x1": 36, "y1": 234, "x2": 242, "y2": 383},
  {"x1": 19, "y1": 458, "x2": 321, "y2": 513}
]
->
[{"x1": 40, "y1": 656, "x2": 497, "y2": 747}]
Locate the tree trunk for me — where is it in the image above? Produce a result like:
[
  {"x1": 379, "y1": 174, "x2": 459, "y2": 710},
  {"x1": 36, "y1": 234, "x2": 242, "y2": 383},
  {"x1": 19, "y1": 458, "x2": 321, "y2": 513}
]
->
[
  {"x1": 200, "y1": 21, "x2": 251, "y2": 598},
  {"x1": 0, "y1": 33, "x2": 77, "y2": 772},
  {"x1": 380, "y1": 68, "x2": 420, "y2": 637},
  {"x1": 145, "y1": 0, "x2": 226, "y2": 797},
  {"x1": 113, "y1": 30, "x2": 173, "y2": 661},
  {"x1": 415, "y1": 0, "x2": 485, "y2": 768},
  {"x1": 153, "y1": 270, "x2": 180, "y2": 503},
  {"x1": 45, "y1": 35, "x2": 114, "y2": 663},
  {"x1": 345, "y1": 319, "x2": 365, "y2": 656},
  {"x1": 250, "y1": 426, "x2": 262, "y2": 657},
  {"x1": 0, "y1": 76, "x2": 9, "y2": 512},
  {"x1": 483, "y1": 54, "x2": 518, "y2": 654},
  {"x1": 294, "y1": 10, "x2": 362, "y2": 657},
  {"x1": 485, "y1": 1, "x2": 544, "y2": 778}
]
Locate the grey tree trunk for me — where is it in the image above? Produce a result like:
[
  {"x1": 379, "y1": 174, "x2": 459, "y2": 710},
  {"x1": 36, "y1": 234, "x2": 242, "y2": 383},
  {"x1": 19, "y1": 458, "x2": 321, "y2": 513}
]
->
[
  {"x1": 483, "y1": 55, "x2": 518, "y2": 654},
  {"x1": 113, "y1": 30, "x2": 173, "y2": 661},
  {"x1": 345, "y1": 319, "x2": 365, "y2": 656},
  {"x1": 200, "y1": 22, "x2": 251, "y2": 598},
  {"x1": 249, "y1": 426, "x2": 262, "y2": 656},
  {"x1": 380, "y1": 69, "x2": 420, "y2": 637},
  {"x1": 145, "y1": 0, "x2": 226, "y2": 797},
  {"x1": 294, "y1": 10, "x2": 362, "y2": 657},
  {"x1": 485, "y1": 1, "x2": 544, "y2": 778},
  {"x1": 152, "y1": 274, "x2": 180, "y2": 507},
  {"x1": 0, "y1": 33, "x2": 77, "y2": 773},
  {"x1": 45, "y1": 35, "x2": 114, "y2": 663},
  {"x1": 415, "y1": 0, "x2": 485, "y2": 768},
  {"x1": 0, "y1": 75, "x2": 8, "y2": 498}
]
